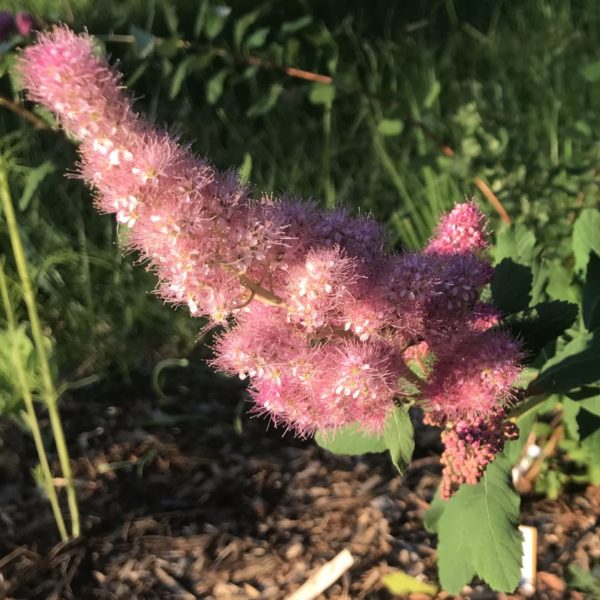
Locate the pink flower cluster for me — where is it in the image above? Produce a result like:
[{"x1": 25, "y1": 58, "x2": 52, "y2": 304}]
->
[{"x1": 19, "y1": 27, "x2": 523, "y2": 493}]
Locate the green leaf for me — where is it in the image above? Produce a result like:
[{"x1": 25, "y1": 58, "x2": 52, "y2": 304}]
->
[
  {"x1": 0, "y1": 326, "x2": 44, "y2": 416},
  {"x1": 204, "y1": 4, "x2": 231, "y2": 40},
  {"x1": 573, "y1": 209, "x2": 600, "y2": 273},
  {"x1": 583, "y1": 252, "x2": 600, "y2": 332},
  {"x1": 315, "y1": 423, "x2": 386, "y2": 455},
  {"x1": 568, "y1": 564, "x2": 600, "y2": 594},
  {"x1": 577, "y1": 408, "x2": 600, "y2": 457},
  {"x1": 193, "y1": 1, "x2": 207, "y2": 38},
  {"x1": 160, "y1": 2, "x2": 179, "y2": 35},
  {"x1": 424, "y1": 80, "x2": 441, "y2": 109},
  {"x1": 309, "y1": 83, "x2": 336, "y2": 106},
  {"x1": 169, "y1": 58, "x2": 190, "y2": 99},
  {"x1": 536, "y1": 331, "x2": 600, "y2": 393},
  {"x1": 562, "y1": 397, "x2": 582, "y2": 440},
  {"x1": 377, "y1": 118, "x2": 404, "y2": 137},
  {"x1": 281, "y1": 15, "x2": 313, "y2": 34},
  {"x1": 581, "y1": 59, "x2": 600, "y2": 82},
  {"x1": 424, "y1": 491, "x2": 444, "y2": 533},
  {"x1": 206, "y1": 69, "x2": 228, "y2": 105},
  {"x1": 579, "y1": 395, "x2": 600, "y2": 417},
  {"x1": 245, "y1": 27, "x2": 270, "y2": 50},
  {"x1": 233, "y1": 9, "x2": 261, "y2": 49},
  {"x1": 130, "y1": 25, "x2": 156, "y2": 59},
  {"x1": 19, "y1": 161, "x2": 55, "y2": 211},
  {"x1": 238, "y1": 152, "x2": 252, "y2": 184},
  {"x1": 494, "y1": 223, "x2": 537, "y2": 266},
  {"x1": 506, "y1": 300, "x2": 578, "y2": 361},
  {"x1": 246, "y1": 83, "x2": 283, "y2": 117},
  {"x1": 546, "y1": 260, "x2": 574, "y2": 302},
  {"x1": 492, "y1": 259, "x2": 533, "y2": 314},
  {"x1": 437, "y1": 454, "x2": 522, "y2": 594},
  {"x1": 383, "y1": 406, "x2": 414, "y2": 474},
  {"x1": 503, "y1": 412, "x2": 537, "y2": 464},
  {"x1": 382, "y1": 571, "x2": 438, "y2": 597}
]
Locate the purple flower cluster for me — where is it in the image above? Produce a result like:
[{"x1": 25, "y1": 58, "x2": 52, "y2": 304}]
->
[
  {"x1": 0, "y1": 10, "x2": 37, "y2": 41},
  {"x1": 19, "y1": 27, "x2": 524, "y2": 494}
]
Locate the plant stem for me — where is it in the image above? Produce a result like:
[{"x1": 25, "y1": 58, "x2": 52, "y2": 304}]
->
[
  {"x1": 508, "y1": 388, "x2": 550, "y2": 421},
  {"x1": 0, "y1": 264, "x2": 68, "y2": 541},
  {"x1": 0, "y1": 165, "x2": 80, "y2": 538}
]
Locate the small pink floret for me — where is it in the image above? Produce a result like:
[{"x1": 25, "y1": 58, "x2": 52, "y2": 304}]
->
[{"x1": 426, "y1": 201, "x2": 489, "y2": 255}]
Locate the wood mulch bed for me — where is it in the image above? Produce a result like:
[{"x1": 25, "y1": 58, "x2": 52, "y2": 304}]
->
[{"x1": 0, "y1": 363, "x2": 598, "y2": 599}]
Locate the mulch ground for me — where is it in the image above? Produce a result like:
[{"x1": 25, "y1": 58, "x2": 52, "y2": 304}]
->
[{"x1": 0, "y1": 361, "x2": 598, "y2": 600}]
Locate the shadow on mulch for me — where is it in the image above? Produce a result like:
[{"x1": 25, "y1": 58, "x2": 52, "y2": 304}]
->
[{"x1": 0, "y1": 361, "x2": 598, "y2": 599}]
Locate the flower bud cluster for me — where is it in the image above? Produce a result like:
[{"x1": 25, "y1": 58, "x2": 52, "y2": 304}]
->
[
  {"x1": 427, "y1": 409, "x2": 520, "y2": 499},
  {"x1": 0, "y1": 10, "x2": 37, "y2": 41},
  {"x1": 20, "y1": 28, "x2": 523, "y2": 486}
]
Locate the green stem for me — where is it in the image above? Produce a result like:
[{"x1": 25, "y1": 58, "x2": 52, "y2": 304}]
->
[
  {"x1": 0, "y1": 264, "x2": 68, "y2": 541},
  {"x1": 508, "y1": 390, "x2": 550, "y2": 421},
  {"x1": 322, "y1": 102, "x2": 335, "y2": 209},
  {"x1": 0, "y1": 165, "x2": 80, "y2": 538}
]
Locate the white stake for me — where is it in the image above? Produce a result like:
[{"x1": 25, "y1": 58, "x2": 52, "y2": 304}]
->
[{"x1": 285, "y1": 549, "x2": 355, "y2": 600}]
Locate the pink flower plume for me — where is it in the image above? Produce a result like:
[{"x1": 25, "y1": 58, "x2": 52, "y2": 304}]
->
[{"x1": 19, "y1": 27, "x2": 524, "y2": 474}]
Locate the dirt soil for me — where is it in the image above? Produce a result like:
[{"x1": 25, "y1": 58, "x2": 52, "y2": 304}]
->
[{"x1": 0, "y1": 361, "x2": 598, "y2": 600}]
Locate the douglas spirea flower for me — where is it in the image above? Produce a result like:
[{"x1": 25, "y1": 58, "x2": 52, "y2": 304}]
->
[
  {"x1": 19, "y1": 27, "x2": 524, "y2": 496},
  {"x1": 429, "y1": 409, "x2": 520, "y2": 499}
]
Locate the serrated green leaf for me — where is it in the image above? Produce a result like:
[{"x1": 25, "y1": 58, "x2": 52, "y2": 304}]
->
[
  {"x1": 506, "y1": 300, "x2": 578, "y2": 361},
  {"x1": 579, "y1": 395, "x2": 600, "y2": 417},
  {"x1": 562, "y1": 397, "x2": 581, "y2": 439},
  {"x1": 315, "y1": 423, "x2": 386, "y2": 455},
  {"x1": 377, "y1": 118, "x2": 404, "y2": 137},
  {"x1": 383, "y1": 406, "x2": 414, "y2": 474},
  {"x1": 437, "y1": 454, "x2": 522, "y2": 594},
  {"x1": 382, "y1": 571, "x2": 438, "y2": 596},
  {"x1": 309, "y1": 83, "x2": 335, "y2": 106},
  {"x1": 583, "y1": 252, "x2": 600, "y2": 332},
  {"x1": 536, "y1": 331, "x2": 600, "y2": 393},
  {"x1": 573, "y1": 209, "x2": 600, "y2": 273},
  {"x1": 492, "y1": 259, "x2": 533, "y2": 314}
]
